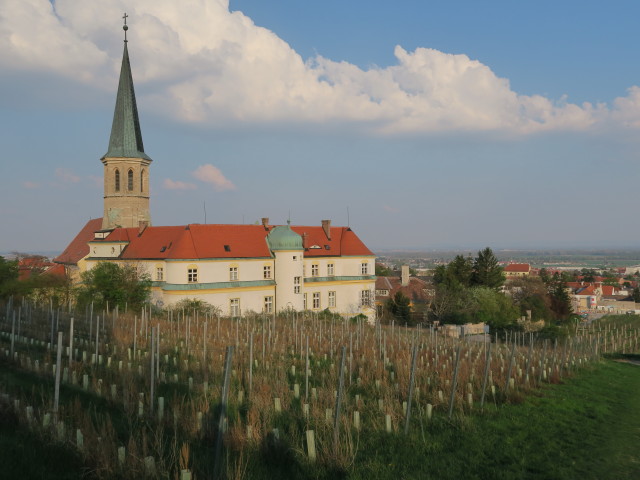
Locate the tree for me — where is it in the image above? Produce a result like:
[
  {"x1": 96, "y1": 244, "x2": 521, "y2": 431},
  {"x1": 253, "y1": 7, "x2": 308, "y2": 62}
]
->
[
  {"x1": 448, "y1": 254, "x2": 474, "y2": 287},
  {"x1": 375, "y1": 263, "x2": 393, "y2": 276},
  {"x1": 539, "y1": 268, "x2": 550, "y2": 284},
  {"x1": 469, "y1": 287, "x2": 520, "y2": 330},
  {"x1": 0, "y1": 256, "x2": 19, "y2": 299},
  {"x1": 77, "y1": 262, "x2": 151, "y2": 310},
  {"x1": 471, "y1": 247, "x2": 505, "y2": 289},
  {"x1": 386, "y1": 291, "x2": 411, "y2": 323},
  {"x1": 633, "y1": 287, "x2": 640, "y2": 304},
  {"x1": 580, "y1": 268, "x2": 597, "y2": 282},
  {"x1": 508, "y1": 276, "x2": 554, "y2": 322},
  {"x1": 547, "y1": 273, "x2": 572, "y2": 320}
]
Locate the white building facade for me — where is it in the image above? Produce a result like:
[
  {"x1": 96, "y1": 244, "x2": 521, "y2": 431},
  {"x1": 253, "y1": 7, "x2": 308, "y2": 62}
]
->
[{"x1": 80, "y1": 221, "x2": 376, "y2": 318}]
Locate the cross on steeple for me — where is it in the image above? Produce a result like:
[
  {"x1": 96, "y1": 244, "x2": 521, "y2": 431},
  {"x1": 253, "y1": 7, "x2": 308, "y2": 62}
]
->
[{"x1": 122, "y1": 13, "x2": 129, "y2": 42}]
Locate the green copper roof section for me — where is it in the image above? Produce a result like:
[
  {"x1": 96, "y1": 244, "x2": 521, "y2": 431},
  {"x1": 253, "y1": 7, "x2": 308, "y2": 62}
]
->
[
  {"x1": 102, "y1": 42, "x2": 151, "y2": 161},
  {"x1": 267, "y1": 224, "x2": 303, "y2": 251}
]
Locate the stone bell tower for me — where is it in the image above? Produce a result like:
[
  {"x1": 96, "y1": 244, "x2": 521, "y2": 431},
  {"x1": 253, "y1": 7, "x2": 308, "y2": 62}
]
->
[{"x1": 101, "y1": 14, "x2": 152, "y2": 230}]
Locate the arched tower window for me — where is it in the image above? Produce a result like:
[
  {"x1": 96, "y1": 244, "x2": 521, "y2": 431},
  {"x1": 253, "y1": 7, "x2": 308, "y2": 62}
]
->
[
  {"x1": 141, "y1": 169, "x2": 145, "y2": 193},
  {"x1": 114, "y1": 169, "x2": 120, "y2": 192},
  {"x1": 128, "y1": 169, "x2": 134, "y2": 191}
]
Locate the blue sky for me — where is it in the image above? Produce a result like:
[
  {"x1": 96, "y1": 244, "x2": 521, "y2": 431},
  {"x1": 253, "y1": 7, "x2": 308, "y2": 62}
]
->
[{"x1": 1, "y1": 0, "x2": 640, "y2": 253}]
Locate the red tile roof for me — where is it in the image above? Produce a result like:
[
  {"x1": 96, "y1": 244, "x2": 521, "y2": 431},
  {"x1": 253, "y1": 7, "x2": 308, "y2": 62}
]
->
[
  {"x1": 374, "y1": 276, "x2": 430, "y2": 303},
  {"x1": 290, "y1": 226, "x2": 374, "y2": 257},
  {"x1": 54, "y1": 218, "x2": 103, "y2": 265},
  {"x1": 504, "y1": 263, "x2": 530, "y2": 273},
  {"x1": 86, "y1": 223, "x2": 373, "y2": 260},
  {"x1": 576, "y1": 285, "x2": 597, "y2": 296},
  {"x1": 18, "y1": 257, "x2": 54, "y2": 280}
]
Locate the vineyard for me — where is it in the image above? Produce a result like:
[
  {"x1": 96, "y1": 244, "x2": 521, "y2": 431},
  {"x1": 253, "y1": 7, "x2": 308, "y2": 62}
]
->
[{"x1": 1, "y1": 300, "x2": 639, "y2": 479}]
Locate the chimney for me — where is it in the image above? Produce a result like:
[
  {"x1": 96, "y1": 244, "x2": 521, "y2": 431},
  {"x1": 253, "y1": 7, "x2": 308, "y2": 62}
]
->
[
  {"x1": 401, "y1": 265, "x2": 410, "y2": 287},
  {"x1": 321, "y1": 219, "x2": 331, "y2": 240},
  {"x1": 261, "y1": 217, "x2": 269, "y2": 230},
  {"x1": 138, "y1": 220, "x2": 148, "y2": 236},
  {"x1": 302, "y1": 232, "x2": 308, "y2": 249}
]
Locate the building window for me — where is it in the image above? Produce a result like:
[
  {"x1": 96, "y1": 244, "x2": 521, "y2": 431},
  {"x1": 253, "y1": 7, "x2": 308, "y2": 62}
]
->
[
  {"x1": 303, "y1": 293, "x2": 307, "y2": 310},
  {"x1": 360, "y1": 290, "x2": 371, "y2": 307},
  {"x1": 311, "y1": 264, "x2": 319, "y2": 276},
  {"x1": 293, "y1": 255, "x2": 297, "y2": 261},
  {"x1": 294, "y1": 276, "x2": 301, "y2": 294},
  {"x1": 264, "y1": 296, "x2": 273, "y2": 314},
  {"x1": 313, "y1": 292, "x2": 320, "y2": 309},
  {"x1": 361, "y1": 262, "x2": 369, "y2": 275},
  {"x1": 140, "y1": 169, "x2": 145, "y2": 192},
  {"x1": 230, "y1": 298, "x2": 240, "y2": 317},
  {"x1": 328, "y1": 291, "x2": 336, "y2": 307},
  {"x1": 127, "y1": 169, "x2": 134, "y2": 191},
  {"x1": 327, "y1": 263, "x2": 334, "y2": 276},
  {"x1": 188, "y1": 268, "x2": 198, "y2": 283},
  {"x1": 156, "y1": 267, "x2": 164, "y2": 281},
  {"x1": 263, "y1": 265, "x2": 271, "y2": 279},
  {"x1": 114, "y1": 169, "x2": 120, "y2": 192},
  {"x1": 230, "y1": 267, "x2": 238, "y2": 281}
]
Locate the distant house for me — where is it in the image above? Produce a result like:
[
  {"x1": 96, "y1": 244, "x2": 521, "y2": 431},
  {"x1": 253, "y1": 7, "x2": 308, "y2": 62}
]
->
[
  {"x1": 17, "y1": 256, "x2": 65, "y2": 281},
  {"x1": 375, "y1": 265, "x2": 431, "y2": 307},
  {"x1": 574, "y1": 284, "x2": 599, "y2": 310},
  {"x1": 504, "y1": 263, "x2": 531, "y2": 278}
]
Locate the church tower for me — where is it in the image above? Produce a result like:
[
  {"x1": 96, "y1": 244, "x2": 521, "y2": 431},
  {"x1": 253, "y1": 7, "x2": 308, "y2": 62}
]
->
[{"x1": 101, "y1": 16, "x2": 152, "y2": 230}]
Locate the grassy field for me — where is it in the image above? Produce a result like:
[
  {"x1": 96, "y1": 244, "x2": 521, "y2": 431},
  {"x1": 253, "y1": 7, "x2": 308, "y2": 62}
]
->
[
  {"x1": 2, "y1": 356, "x2": 639, "y2": 480},
  {"x1": 347, "y1": 357, "x2": 640, "y2": 480}
]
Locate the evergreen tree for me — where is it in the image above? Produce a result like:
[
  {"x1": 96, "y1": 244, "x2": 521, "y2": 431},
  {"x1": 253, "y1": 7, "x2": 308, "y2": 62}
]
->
[
  {"x1": 448, "y1": 254, "x2": 474, "y2": 287},
  {"x1": 386, "y1": 291, "x2": 411, "y2": 323},
  {"x1": 471, "y1": 247, "x2": 505, "y2": 289},
  {"x1": 548, "y1": 273, "x2": 572, "y2": 319}
]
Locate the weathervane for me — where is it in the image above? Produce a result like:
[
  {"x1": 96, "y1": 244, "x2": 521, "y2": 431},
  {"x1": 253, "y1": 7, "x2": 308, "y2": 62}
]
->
[{"x1": 122, "y1": 12, "x2": 128, "y2": 42}]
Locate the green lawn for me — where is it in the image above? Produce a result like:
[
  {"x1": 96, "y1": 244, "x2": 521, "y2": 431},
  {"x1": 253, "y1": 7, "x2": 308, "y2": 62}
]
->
[
  {"x1": 1, "y1": 358, "x2": 639, "y2": 479},
  {"x1": 347, "y1": 358, "x2": 640, "y2": 480}
]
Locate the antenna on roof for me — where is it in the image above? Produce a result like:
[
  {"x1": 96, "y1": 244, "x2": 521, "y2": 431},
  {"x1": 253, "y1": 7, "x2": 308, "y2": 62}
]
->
[
  {"x1": 347, "y1": 206, "x2": 350, "y2": 227},
  {"x1": 288, "y1": 210, "x2": 291, "y2": 224},
  {"x1": 203, "y1": 201, "x2": 207, "y2": 224}
]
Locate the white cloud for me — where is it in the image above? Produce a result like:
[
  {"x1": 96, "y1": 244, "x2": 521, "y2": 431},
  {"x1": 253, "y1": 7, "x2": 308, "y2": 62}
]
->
[
  {"x1": 87, "y1": 175, "x2": 103, "y2": 187},
  {"x1": 163, "y1": 178, "x2": 196, "y2": 190},
  {"x1": 55, "y1": 168, "x2": 80, "y2": 183},
  {"x1": 611, "y1": 86, "x2": 640, "y2": 128},
  {"x1": 192, "y1": 164, "x2": 235, "y2": 191},
  {"x1": 0, "y1": 0, "x2": 636, "y2": 134},
  {"x1": 22, "y1": 181, "x2": 39, "y2": 189}
]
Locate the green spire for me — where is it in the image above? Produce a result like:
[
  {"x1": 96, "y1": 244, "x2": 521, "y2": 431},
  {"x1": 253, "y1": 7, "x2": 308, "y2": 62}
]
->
[{"x1": 102, "y1": 28, "x2": 151, "y2": 161}]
